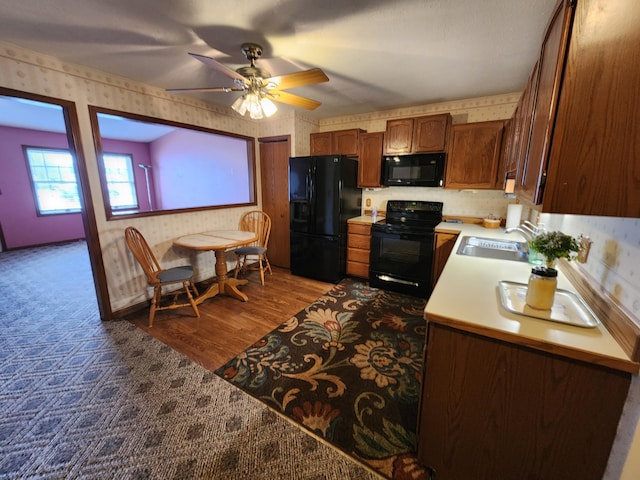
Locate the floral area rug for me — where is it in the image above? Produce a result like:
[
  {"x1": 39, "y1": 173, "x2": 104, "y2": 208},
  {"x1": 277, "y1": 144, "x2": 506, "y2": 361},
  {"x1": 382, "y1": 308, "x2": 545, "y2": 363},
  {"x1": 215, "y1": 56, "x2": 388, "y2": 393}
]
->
[{"x1": 215, "y1": 278, "x2": 431, "y2": 480}]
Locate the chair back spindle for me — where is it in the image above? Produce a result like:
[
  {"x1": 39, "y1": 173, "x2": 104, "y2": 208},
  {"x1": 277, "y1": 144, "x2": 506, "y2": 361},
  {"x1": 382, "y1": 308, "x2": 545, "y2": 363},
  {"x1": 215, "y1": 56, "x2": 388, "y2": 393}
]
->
[
  {"x1": 125, "y1": 227, "x2": 162, "y2": 284},
  {"x1": 124, "y1": 226, "x2": 199, "y2": 326},
  {"x1": 234, "y1": 210, "x2": 272, "y2": 286}
]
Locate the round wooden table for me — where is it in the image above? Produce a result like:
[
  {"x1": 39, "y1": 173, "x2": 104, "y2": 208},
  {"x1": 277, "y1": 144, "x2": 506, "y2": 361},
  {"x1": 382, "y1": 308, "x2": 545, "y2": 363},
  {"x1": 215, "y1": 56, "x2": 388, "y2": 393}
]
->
[{"x1": 173, "y1": 230, "x2": 258, "y2": 303}]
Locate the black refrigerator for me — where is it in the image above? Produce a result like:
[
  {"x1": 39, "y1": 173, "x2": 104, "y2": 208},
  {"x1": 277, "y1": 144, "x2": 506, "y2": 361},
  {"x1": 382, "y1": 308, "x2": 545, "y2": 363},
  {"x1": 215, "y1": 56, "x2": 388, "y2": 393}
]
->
[{"x1": 289, "y1": 155, "x2": 361, "y2": 283}]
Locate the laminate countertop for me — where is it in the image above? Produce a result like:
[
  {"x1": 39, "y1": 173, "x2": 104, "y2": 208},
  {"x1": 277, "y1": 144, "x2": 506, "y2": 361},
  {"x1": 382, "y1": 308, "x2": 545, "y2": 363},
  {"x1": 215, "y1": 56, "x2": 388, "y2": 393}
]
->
[
  {"x1": 428, "y1": 223, "x2": 638, "y2": 374},
  {"x1": 347, "y1": 215, "x2": 382, "y2": 224}
]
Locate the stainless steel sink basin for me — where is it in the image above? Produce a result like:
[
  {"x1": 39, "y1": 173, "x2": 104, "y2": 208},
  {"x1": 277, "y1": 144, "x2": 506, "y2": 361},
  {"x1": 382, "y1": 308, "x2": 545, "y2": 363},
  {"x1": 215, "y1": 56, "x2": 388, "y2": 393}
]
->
[{"x1": 456, "y1": 236, "x2": 529, "y2": 263}]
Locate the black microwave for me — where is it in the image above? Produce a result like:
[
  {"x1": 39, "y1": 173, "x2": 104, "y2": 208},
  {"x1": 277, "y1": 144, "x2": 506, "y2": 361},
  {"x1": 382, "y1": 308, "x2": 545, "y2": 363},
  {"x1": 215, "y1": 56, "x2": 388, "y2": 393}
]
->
[{"x1": 382, "y1": 153, "x2": 446, "y2": 187}]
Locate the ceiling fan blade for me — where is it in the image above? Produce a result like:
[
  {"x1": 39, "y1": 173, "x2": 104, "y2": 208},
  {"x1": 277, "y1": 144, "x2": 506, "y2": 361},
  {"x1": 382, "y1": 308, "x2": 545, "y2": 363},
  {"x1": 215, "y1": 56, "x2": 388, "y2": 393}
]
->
[
  {"x1": 268, "y1": 90, "x2": 321, "y2": 110},
  {"x1": 166, "y1": 86, "x2": 245, "y2": 93},
  {"x1": 188, "y1": 52, "x2": 248, "y2": 84},
  {"x1": 267, "y1": 68, "x2": 329, "y2": 90}
]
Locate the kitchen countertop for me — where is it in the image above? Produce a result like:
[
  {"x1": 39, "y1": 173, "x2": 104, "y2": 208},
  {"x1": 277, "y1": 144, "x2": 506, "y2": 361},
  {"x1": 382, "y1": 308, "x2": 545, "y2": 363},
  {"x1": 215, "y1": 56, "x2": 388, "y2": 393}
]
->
[
  {"x1": 347, "y1": 215, "x2": 382, "y2": 224},
  {"x1": 428, "y1": 223, "x2": 637, "y2": 373}
]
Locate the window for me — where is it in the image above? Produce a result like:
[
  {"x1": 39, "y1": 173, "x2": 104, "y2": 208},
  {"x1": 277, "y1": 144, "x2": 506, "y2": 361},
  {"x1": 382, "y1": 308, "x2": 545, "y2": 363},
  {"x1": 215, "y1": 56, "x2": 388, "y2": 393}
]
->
[
  {"x1": 102, "y1": 153, "x2": 139, "y2": 211},
  {"x1": 25, "y1": 147, "x2": 81, "y2": 215},
  {"x1": 89, "y1": 106, "x2": 256, "y2": 220}
]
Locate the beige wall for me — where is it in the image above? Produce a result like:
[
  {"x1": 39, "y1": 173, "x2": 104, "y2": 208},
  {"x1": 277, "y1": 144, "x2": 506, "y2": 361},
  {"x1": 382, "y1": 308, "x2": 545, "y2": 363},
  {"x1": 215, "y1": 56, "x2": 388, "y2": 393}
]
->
[{"x1": 0, "y1": 41, "x2": 269, "y2": 311}]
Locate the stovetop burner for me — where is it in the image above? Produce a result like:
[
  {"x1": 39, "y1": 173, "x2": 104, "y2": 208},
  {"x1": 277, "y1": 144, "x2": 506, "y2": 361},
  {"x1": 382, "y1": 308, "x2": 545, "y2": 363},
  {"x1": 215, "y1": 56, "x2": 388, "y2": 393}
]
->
[{"x1": 372, "y1": 200, "x2": 443, "y2": 232}]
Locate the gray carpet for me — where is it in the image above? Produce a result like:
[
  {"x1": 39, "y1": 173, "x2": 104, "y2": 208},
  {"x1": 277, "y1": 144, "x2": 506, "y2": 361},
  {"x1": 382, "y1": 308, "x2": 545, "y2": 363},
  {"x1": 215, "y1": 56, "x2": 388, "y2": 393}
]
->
[{"x1": 0, "y1": 241, "x2": 381, "y2": 480}]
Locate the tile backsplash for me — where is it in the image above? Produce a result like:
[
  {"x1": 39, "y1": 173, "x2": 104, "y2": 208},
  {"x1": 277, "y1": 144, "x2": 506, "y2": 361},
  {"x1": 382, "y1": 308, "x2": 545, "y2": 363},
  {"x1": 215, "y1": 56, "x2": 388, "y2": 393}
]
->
[
  {"x1": 363, "y1": 187, "x2": 523, "y2": 220},
  {"x1": 540, "y1": 213, "x2": 640, "y2": 326}
]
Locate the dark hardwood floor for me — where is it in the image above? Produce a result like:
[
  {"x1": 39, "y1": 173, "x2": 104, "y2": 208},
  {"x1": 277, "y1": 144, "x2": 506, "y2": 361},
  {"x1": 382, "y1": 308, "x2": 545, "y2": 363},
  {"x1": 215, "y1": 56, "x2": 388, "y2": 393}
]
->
[{"x1": 124, "y1": 266, "x2": 335, "y2": 371}]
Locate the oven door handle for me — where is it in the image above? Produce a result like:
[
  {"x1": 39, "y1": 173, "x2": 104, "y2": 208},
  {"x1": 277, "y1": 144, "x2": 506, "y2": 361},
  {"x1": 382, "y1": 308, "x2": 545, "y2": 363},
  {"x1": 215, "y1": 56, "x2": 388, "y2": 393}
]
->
[{"x1": 375, "y1": 274, "x2": 420, "y2": 287}]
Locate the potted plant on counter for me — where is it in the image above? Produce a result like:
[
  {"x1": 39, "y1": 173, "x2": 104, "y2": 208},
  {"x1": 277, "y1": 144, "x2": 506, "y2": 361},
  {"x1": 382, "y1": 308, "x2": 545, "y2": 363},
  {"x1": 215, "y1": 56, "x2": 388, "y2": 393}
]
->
[
  {"x1": 528, "y1": 231, "x2": 581, "y2": 269},
  {"x1": 525, "y1": 231, "x2": 581, "y2": 310}
]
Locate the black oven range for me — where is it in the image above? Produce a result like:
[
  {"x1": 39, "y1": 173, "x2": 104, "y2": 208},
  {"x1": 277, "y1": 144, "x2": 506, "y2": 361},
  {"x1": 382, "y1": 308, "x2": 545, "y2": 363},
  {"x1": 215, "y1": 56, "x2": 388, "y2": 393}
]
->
[{"x1": 369, "y1": 200, "x2": 443, "y2": 298}]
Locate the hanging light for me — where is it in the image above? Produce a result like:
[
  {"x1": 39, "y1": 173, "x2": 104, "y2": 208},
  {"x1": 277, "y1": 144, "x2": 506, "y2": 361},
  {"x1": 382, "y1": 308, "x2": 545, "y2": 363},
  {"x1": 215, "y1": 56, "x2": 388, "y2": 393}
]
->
[{"x1": 231, "y1": 90, "x2": 277, "y2": 120}]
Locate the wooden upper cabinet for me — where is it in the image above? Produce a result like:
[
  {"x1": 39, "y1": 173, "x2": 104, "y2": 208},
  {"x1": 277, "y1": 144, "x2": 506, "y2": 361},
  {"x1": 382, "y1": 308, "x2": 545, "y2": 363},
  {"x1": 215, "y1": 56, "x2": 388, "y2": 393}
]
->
[
  {"x1": 333, "y1": 129, "x2": 363, "y2": 155},
  {"x1": 516, "y1": 0, "x2": 572, "y2": 205},
  {"x1": 510, "y1": 63, "x2": 539, "y2": 184},
  {"x1": 383, "y1": 114, "x2": 451, "y2": 154},
  {"x1": 444, "y1": 120, "x2": 505, "y2": 189},
  {"x1": 310, "y1": 132, "x2": 332, "y2": 155},
  {"x1": 513, "y1": 0, "x2": 640, "y2": 217},
  {"x1": 384, "y1": 119, "x2": 414, "y2": 154},
  {"x1": 542, "y1": 0, "x2": 640, "y2": 217},
  {"x1": 310, "y1": 129, "x2": 365, "y2": 156},
  {"x1": 413, "y1": 114, "x2": 451, "y2": 152},
  {"x1": 358, "y1": 132, "x2": 384, "y2": 188},
  {"x1": 496, "y1": 118, "x2": 514, "y2": 189}
]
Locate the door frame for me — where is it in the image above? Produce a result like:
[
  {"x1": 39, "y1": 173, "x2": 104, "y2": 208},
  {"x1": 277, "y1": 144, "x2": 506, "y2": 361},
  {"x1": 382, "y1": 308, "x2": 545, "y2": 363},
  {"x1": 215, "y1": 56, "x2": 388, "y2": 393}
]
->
[
  {"x1": 258, "y1": 135, "x2": 291, "y2": 268},
  {"x1": 0, "y1": 87, "x2": 112, "y2": 320}
]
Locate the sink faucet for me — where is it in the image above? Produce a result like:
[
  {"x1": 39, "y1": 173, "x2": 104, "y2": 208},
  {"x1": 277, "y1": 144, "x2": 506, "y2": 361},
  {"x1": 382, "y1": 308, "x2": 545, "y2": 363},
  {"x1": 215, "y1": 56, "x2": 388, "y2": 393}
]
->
[{"x1": 504, "y1": 225, "x2": 534, "y2": 241}]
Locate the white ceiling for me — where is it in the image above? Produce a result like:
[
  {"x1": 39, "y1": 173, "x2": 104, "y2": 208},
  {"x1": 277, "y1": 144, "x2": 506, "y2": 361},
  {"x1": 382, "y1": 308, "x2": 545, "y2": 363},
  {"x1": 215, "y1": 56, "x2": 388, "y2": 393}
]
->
[{"x1": 0, "y1": 0, "x2": 557, "y2": 119}]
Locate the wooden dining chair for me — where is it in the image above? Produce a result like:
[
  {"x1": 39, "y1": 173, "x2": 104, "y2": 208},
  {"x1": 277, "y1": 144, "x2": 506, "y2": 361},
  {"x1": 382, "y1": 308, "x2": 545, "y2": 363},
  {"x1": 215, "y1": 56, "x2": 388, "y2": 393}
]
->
[
  {"x1": 233, "y1": 210, "x2": 272, "y2": 286},
  {"x1": 124, "y1": 227, "x2": 200, "y2": 327}
]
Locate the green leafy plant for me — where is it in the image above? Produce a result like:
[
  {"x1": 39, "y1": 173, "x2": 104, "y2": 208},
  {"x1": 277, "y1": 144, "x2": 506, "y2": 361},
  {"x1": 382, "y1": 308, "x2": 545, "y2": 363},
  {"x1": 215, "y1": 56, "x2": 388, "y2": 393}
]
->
[{"x1": 528, "y1": 231, "x2": 581, "y2": 268}]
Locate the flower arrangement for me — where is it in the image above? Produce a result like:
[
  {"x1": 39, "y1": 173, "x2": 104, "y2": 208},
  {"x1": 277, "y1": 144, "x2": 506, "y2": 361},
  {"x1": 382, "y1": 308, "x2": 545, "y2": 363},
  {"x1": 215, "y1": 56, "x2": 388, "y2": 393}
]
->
[{"x1": 528, "y1": 231, "x2": 581, "y2": 269}]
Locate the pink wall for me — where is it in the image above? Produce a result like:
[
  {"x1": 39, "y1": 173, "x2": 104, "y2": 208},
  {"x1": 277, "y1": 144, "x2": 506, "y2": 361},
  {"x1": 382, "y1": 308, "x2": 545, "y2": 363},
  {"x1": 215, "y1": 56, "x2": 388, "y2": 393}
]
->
[
  {"x1": 0, "y1": 126, "x2": 85, "y2": 249},
  {"x1": 150, "y1": 128, "x2": 251, "y2": 210}
]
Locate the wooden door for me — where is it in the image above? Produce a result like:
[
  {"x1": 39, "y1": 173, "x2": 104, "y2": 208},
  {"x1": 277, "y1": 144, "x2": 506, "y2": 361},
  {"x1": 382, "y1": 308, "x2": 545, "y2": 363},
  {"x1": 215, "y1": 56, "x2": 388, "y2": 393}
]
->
[{"x1": 259, "y1": 136, "x2": 290, "y2": 268}]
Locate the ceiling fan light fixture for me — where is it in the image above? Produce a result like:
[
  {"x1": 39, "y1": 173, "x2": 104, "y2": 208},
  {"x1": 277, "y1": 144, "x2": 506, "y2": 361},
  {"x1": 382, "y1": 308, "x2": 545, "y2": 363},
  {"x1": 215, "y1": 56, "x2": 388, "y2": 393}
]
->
[
  {"x1": 231, "y1": 96, "x2": 247, "y2": 116},
  {"x1": 231, "y1": 91, "x2": 277, "y2": 120},
  {"x1": 260, "y1": 97, "x2": 277, "y2": 117},
  {"x1": 170, "y1": 44, "x2": 327, "y2": 113},
  {"x1": 246, "y1": 93, "x2": 263, "y2": 119}
]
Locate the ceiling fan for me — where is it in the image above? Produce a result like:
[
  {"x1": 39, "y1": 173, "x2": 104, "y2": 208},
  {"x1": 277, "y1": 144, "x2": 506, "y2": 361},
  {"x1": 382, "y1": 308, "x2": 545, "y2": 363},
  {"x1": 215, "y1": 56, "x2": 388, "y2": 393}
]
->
[{"x1": 167, "y1": 43, "x2": 329, "y2": 118}]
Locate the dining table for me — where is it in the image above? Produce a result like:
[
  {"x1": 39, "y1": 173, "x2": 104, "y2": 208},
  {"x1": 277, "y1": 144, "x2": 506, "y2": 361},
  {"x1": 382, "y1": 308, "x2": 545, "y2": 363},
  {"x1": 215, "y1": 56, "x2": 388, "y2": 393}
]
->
[{"x1": 173, "y1": 230, "x2": 258, "y2": 304}]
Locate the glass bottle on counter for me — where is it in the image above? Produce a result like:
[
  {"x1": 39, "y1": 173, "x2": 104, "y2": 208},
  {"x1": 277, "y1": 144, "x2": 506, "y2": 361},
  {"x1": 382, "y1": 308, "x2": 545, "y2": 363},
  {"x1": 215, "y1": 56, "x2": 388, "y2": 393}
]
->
[{"x1": 525, "y1": 266, "x2": 558, "y2": 310}]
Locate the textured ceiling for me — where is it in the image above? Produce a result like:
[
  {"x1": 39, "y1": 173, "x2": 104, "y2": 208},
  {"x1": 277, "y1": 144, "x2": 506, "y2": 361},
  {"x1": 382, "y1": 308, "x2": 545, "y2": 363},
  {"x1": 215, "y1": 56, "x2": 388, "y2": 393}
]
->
[{"x1": 0, "y1": 0, "x2": 558, "y2": 119}]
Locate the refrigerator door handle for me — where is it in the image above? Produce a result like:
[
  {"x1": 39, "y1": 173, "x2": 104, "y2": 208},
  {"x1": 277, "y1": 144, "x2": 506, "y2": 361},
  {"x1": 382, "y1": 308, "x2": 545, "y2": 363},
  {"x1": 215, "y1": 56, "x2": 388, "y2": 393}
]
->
[{"x1": 309, "y1": 165, "x2": 315, "y2": 220}]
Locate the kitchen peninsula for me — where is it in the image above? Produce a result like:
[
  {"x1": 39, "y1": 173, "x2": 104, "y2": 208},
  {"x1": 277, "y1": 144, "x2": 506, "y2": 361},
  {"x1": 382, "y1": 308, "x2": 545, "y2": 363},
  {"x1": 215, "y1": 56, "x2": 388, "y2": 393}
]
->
[{"x1": 418, "y1": 224, "x2": 637, "y2": 479}]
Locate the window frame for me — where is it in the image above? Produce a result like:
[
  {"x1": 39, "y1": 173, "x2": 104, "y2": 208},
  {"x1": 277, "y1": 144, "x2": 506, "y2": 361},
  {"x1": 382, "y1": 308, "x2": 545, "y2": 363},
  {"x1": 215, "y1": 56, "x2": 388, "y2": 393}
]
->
[
  {"x1": 101, "y1": 152, "x2": 140, "y2": 212},
  {"x1": 89, "y1": 106, "x2": 257, "y2": 221},
  {"x1": 23, "y1": 145, "x2": 82, "y2": 216}
]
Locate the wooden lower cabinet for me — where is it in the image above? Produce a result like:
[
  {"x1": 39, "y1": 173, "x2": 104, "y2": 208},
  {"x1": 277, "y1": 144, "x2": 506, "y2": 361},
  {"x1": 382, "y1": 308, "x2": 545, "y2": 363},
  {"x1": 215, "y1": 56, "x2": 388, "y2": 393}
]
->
[
  {"x1": 347, "y1": 222, "x2": 371, "y2": 279},
  {"x1": 432, "y1": 232, "x2": 458, "y2": 287},
  {"x1": 417, "y1": 323, "x2": 631, "y2": 480}
]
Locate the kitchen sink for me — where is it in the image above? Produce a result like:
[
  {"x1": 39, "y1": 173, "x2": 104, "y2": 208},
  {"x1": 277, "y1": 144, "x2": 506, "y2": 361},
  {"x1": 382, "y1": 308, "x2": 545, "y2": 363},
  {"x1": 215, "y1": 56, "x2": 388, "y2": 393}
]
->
[{"x1": 456, "y1": 236, "x2": 529, "y2": 263}]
